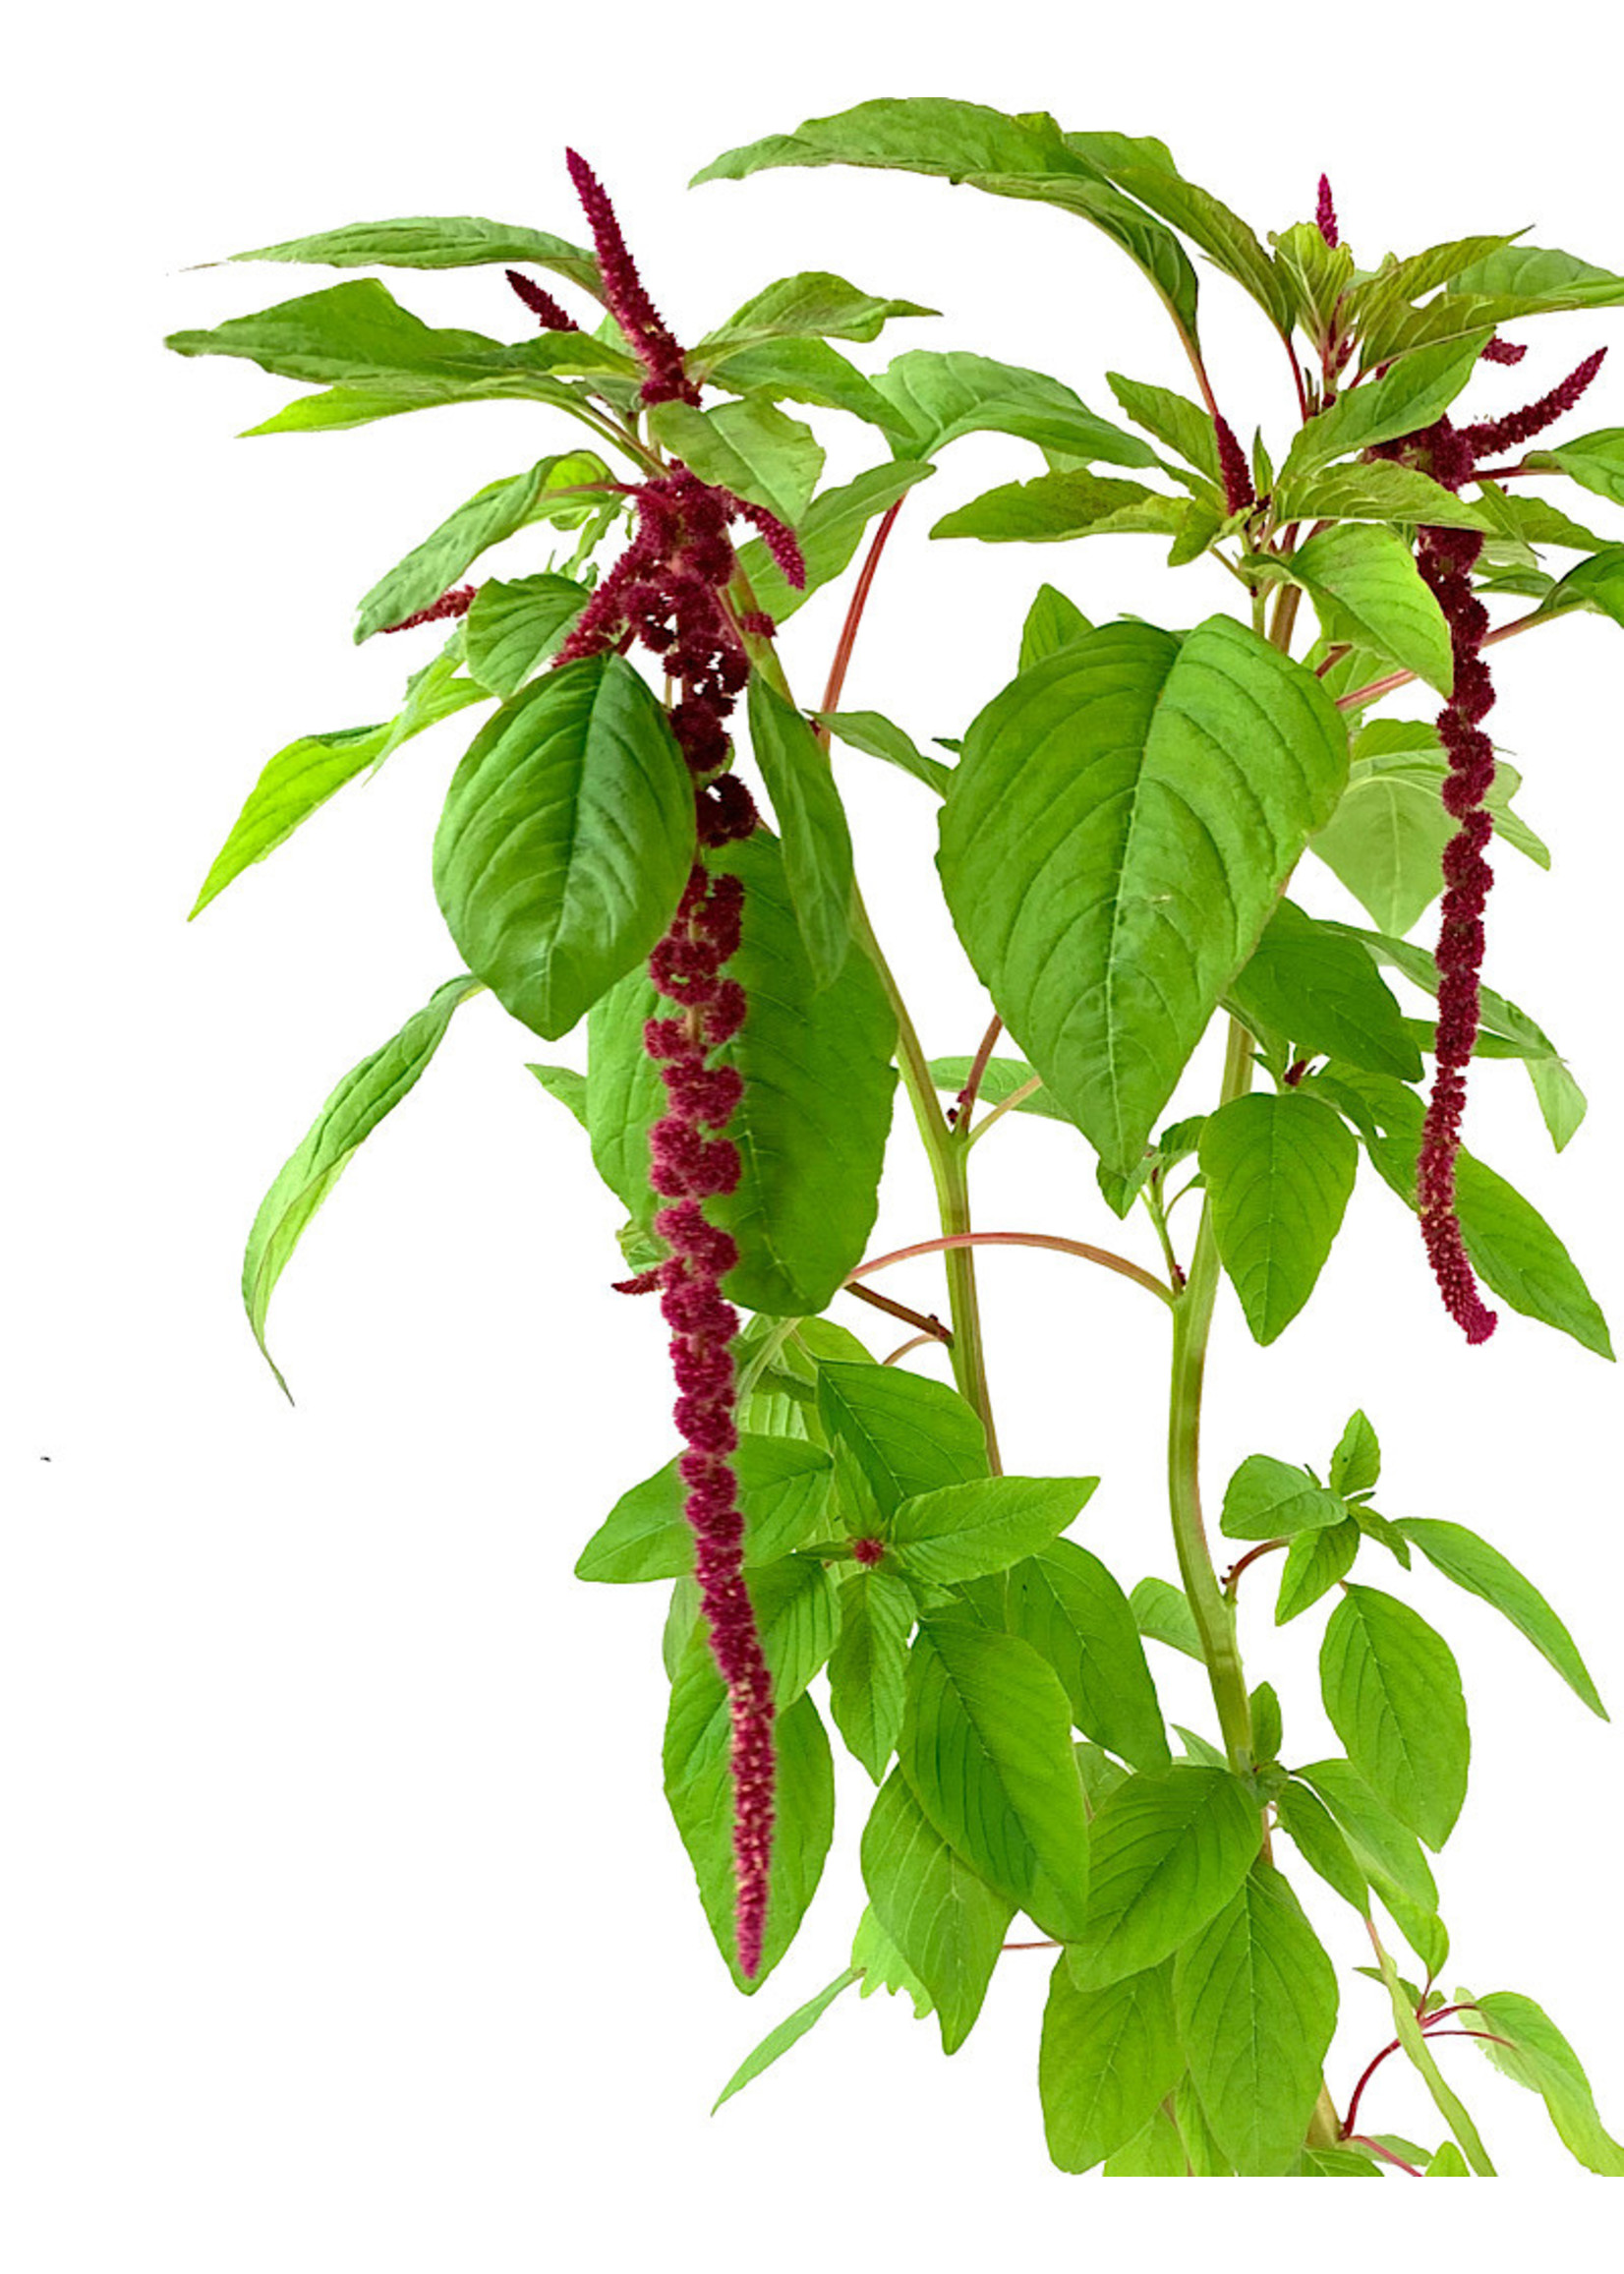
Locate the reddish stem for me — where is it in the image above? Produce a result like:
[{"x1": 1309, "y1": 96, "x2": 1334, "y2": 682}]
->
[
  {"x1": 844, "y1": 1279, "x2": 954, "y2": 1345},
  {"x1": 1341, "y1": 2027, "x2": 1512, "y2": 2139},
  {"x1": 882, "y1": 1331, "x2": 938, "y2": 1368},
  {"x1": 818, "y1": 500, "x2": 904, "y2": 723},
  {"x1": 847, "y1": 1230, "x2": 1175, "y2": 1307},
  {"x1": 1222, "y1": 1538, "x2": 1289, "y2": 1594},
  {"x1": 956, "y1": 1016, "x2": 1005, "y2": 1121},
  {"x1": 1348, "y1": 2134, "x2": 1422, "y2": 2177}
]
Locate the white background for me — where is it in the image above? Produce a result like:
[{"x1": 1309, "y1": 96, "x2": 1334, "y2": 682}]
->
[{"x1": 7, "y1": 0, "x2": 1624, "y2": 2261}]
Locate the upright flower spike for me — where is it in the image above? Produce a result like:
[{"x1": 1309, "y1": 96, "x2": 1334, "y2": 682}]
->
[
  {"x1": 549, "y1": 194, "x2": 804, "y2": 1967},
  {"x1": 1368, "y1": 340, "x2": 1603, "y2": 1342},
  {"x1": 1315, "y1": 173, "x2": 1340, "y2": 249},
  {"x1": 563, "y1": 149, "x2": 701, "y2": 407},
  {"x1": 1214, "y1": 412, "x2": 1256, "y2": 513}
]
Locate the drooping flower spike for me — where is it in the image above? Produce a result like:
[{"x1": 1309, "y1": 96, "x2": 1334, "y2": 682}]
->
[
  {"x1": 551, "y1": 165, "x2": 804, "y2": 1972},
  {"x1": 1370, "y1": 339, "x2": 1605, "y2": 1342},
  {"x1": 378, "y1": 585, "x2": 477, "y2": 634}
]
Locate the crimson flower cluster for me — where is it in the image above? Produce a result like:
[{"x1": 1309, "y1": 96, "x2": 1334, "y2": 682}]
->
[
  {"x1": 547, "y1": 158, "x2": 806, "y2": 1977},
  {"x1": 1371, "y1": 341, "x2": 1605, "y2": 1341}
]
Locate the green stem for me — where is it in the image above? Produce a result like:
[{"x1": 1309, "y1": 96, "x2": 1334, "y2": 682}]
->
[{"x1": 1167, "y1": 1015, "x2": 1257, "y2": 1765}]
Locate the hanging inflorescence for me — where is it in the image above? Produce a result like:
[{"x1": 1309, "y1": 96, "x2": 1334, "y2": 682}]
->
[
  {"x1": 1368, "y1": 340, "x2": 1606, "y2": 1342},
  {"x1": 545, "y1": 156, "x2": 805, "y2": 1978}
]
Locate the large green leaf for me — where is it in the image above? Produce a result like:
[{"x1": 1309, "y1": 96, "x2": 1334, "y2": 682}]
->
[
  {"x1": 575, "y1": 1436, "x2": 833, "y2": 1583},
  {"x1": 939, "y1": 617, "x2": 1348, "y2": 1175},
  {"x1": 646, "y1": 397, "x2": 824, "y2": 525},
  {"x1": 1229, "y1": 900, "x2": 1422, "y2": 1080},
  {"x1": 226, "y1": 214, "x2": 601, "y2": 287},
  {"x1": 1273, "y1": 457, "x2": 1495, "y2": 532},
  {"x1": 705, "y1": 337, "x2": 903, "y2": 437},
  {"x1": 695, "y1": 100, "x2": 1202, "y2": 341},
  {"x1": 1040, "y1": 1958, "x2": 1184, "y2": 2173},
  {"x1": 873, "y1": 350, "x2": 1160, "y2": 468},
  {"x1": 1078, "y1": 147, "x2": 1294, "y2": 331},
  {"x1": 462, "y1": 574, "x2": 588, "y2": 699},
  {"x1": 828, "y1": 1566, "x2": 916, "y2": 1781},
  {"x1": 1261, "y1": 523, "x2": 1454, "y2": 694},
  {"x1": 712, "y1": 1966, "x2": 860, "y2": 2111},
  {"x1": 665, "y1": 1677, "x2": 835, "y2": 1991},
  {"x1": 695, "y1": 269, "x2": 936, "y2": 363},
  {"x1": 1219, "y1": 1454, "x2": 1347, "y2": 1542},
  {"x1": 1395, "y1": 1518, "x2": 1606, "y2": 1719},
  {"x1": 860, "y1": 1770, "x2": 1013, "y2": 2052},
  {"x1": 1105, "y1": 372, "x2": 1222, "y2": 484},
  {"x1": 1173, "y1": 1865, "x2": 1340, "y2": 2175},
  {"x1": 1450, "y1": 243, "x2": 1624, "y2": 309},
  {"x1": 1065, "y1": 1767, "x2": 1262, "y2": 1990},
  {"x1": 887, "y1": 1476, "x2": 1096, "y2": 1585},
  {"x1": 241, "y1": 976, "x2": 483, "y2": 1389},
  {"x1": 166, "y1": 278, "x2": 631, "y2": 396},
  {"x1": 433, "y1": 655, "x2": 694, "y2": 1041},
  {"x1": 1531, "y1": 427, "x2": 1624, "y2": 508},
  {"x1": 355, "y1": 452, "x2": 608, "y2": 641},
  {"x1": 585, "y1": 834, "x2": 897, "y2": 1314},
  {"x1": 815, "y1": 1361, "x2": 989, "y2": 1516},
  {"x1": 1457, "y1": 1990, "x2": 1624, "y2": 2176},
  {"x1": 899, "y1": 1618, "x2": 1090, "y2": 1940},
  {"x1": 1005, "y1": 1541, "x2": 1170, "y2": 1774},
  {"x1": 1199, "y1": 1092, "x2": 1358, "y2": 1344},
  {"x1": 1277, "y1": 333, "x2": 1489, "y2": 488},
  {"x1": 735, "y1": 461, "x2": 935, "y2": 621},
  {"x1": 1320, "y1": 1586, "x2": 1470, "y2": 1849},
  {"x1": 1293, "y1": 1759, "x2": 1439, "y2": 1913},
  {"x1": 745, "y1": 677, "x2": 853, "y2": 987}
]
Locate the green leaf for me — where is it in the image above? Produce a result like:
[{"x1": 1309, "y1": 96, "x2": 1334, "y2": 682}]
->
[
  {"x1": 850, "y1": 1904, "x2": 934, "y2": 2014},
  {"x1": 899, "y1": 1619, "x2": 1089, "y2": 1939},
  {"x1": 585, "y1": 834, "x2": 896, "y2": 1313},
  {"x1": 1270, "y1": 220, "x2": 1356, "y2": 344},
  {"x1": 242, "y1": 976, "x2": 481, "y2": 1390},
  {"x1": 1275, "y1": 1518, "x2": 1361, "y2": 1622},
  {"x1": 462, "y1": 573, "x2": 588, "y2": 698},
  {"x1": 226, "y1": 213, "x2": 600, "y2": 286},
  {"x1": 1219, "y1": 1454, "x2": 1347, "y2": 1542},
  {"x1": 1040, "y1": 1958, "x2": 1184, "y2": 2173},
  {"x1": 645, "y1": 396, "x2": 824, "y2": 525},
  {"x1": 712, "y1": 1967, "x2": 860, "y2": 2111},
  {"x1": 829, "y1": 1566, "x2": 916, "y2": 1780},
  {"x1": 1536, "y1": 543, "x2": 1624, "y2": 630},
  {"x1": 1174, "y1": 1865, "x2": 1340, "y2": 2175},
  {"x1": 1172, "y1": 2075, "x2": 1236, "y2": 2174},
  {"x1": 695, "y1": 100, "x2": 1202, "y2": 340},
  {"x1": 745, "y1": 678, "x2": 853, "y2": 986},
  {"x1": 1425, "y1": 2140, "x2": 1471, "y2": 2176},
  {"x1": 526, "y1": 1061, "x2": 589, "y2": 1130},
  {"x1": 816, "y1": 1361, "x2": 989, "y2": 1517},
  {"x1": 1106, "y1": 372, "x2": 1222, "y2": 484},
  {"x1": 1333, "y1": 1072, "x2": 1612, "y2": 1358},
  {"x1": 814, "y1": 709, "x2": 952, "y2": 797},
  {"x1": 1473, "y1": 480, "x2": 1613, "y2": 556},
  {"x1": 1275, "y1": 1781, "x2": 1369, "y2": 1915},
  {"x1": 736, "y1": 460, "x2": 935, "y2": 621},
  {"x1": 931, "y1": 471, "x2": 1182, "y2": 544},
  {"x1": 1450, "y1": 242, "x2": 1624, "y2": 309},
  {"x1": 355, "y1": 453, "x2": 608, "y2": 641},
  {"x1": 1235, "y1": 892, "x2": 1431, "y2": 1080},
  {"x1": 1249, "y1": 1681, "x2": 1283, "y2": 1764},
  {"x1": 1084, "y1": 151, "x2": 1294, "y2": 330},
  {"x1": 888, "y1": 1475, "x2": 1097, "y2": 1585},
  {"x1": 1279, "y1": 333, "x2": 1490, "y2": 488},
  {"x1": 433, "y1": 655, "x2": 694, "y2": 1041},
  {"x1": 1311, "y1": 748, "x2": 1549, "y2": 943},
  {"x1": 1199, "y1": 1093, "x2": 1359, "y2": 1343},
  {"x1": 1272, "y1": 456, "x2": 1495, "y2": 533},
  {"x1": 1320, "y1": 1587, "x2": 1470, "y2": 1848},
  {"x1": 576, "y1": 1436, "x2": 833, "y2": 1583},
  {"x1": 1007, "y1": 1542, "x2": 1171, "y2": 1774},
  {"x1": 166, "y1": 278, "x2": 628, "y2": 393},
  {"x1": 706, "y1": 336, "x2": 904, "y2": 437},
  {"x1": 860, "y1": 1770, "x2": 1013, "y2": 2053},
  {"x1": 1019, "y1": 584, "x2": 1095, "y2": 669},
  {"x1": 927, "y1": 1056, "x2": 1071, "y2": 1125},
  {"x1": 1532, "y1": 427, "x2": 1624, "y2": 508},
  {"x1": 190, "y1": 722, "x2": 390, "y2": 917},
  {"x1": 696, "y1": 270, "x2": 936, "y2": 363},
  {"x1": 1457, "y1": 1991, "x2": 1624, "y2": 2176},
  {"x1": 873, "y1": 349, "x2": 1160, "y2": 467},
  {"x1": 1330, "y1": 1410, "x2": 1381, "y2": 1496},
  {"x1": 1294, "y1": 1758, "x2": 1439, "y2": 1913},
  {"x1": 939, "y1": 616, "x2": 1348, "y2": 1176},
  {"x1": 1264, "y1": 523, "x2": 1455, "y2": 694},
  {"x1": 1102, "y1": 2105, "x2": 1188, "y2": 2176},
  {"x1": 1395, "y1": 1518, "x2": 1606, "y2": 1719},
  {"x1": 1131, "y1": 1576, "x2": 1204, "y2": 1661},
  {"x1": 665, "y1": 1680, "x2": 835, "y2": 1991},
  {"x1": 1066, "y1": 1767, "x2": 1261, "y2": 1991}
]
